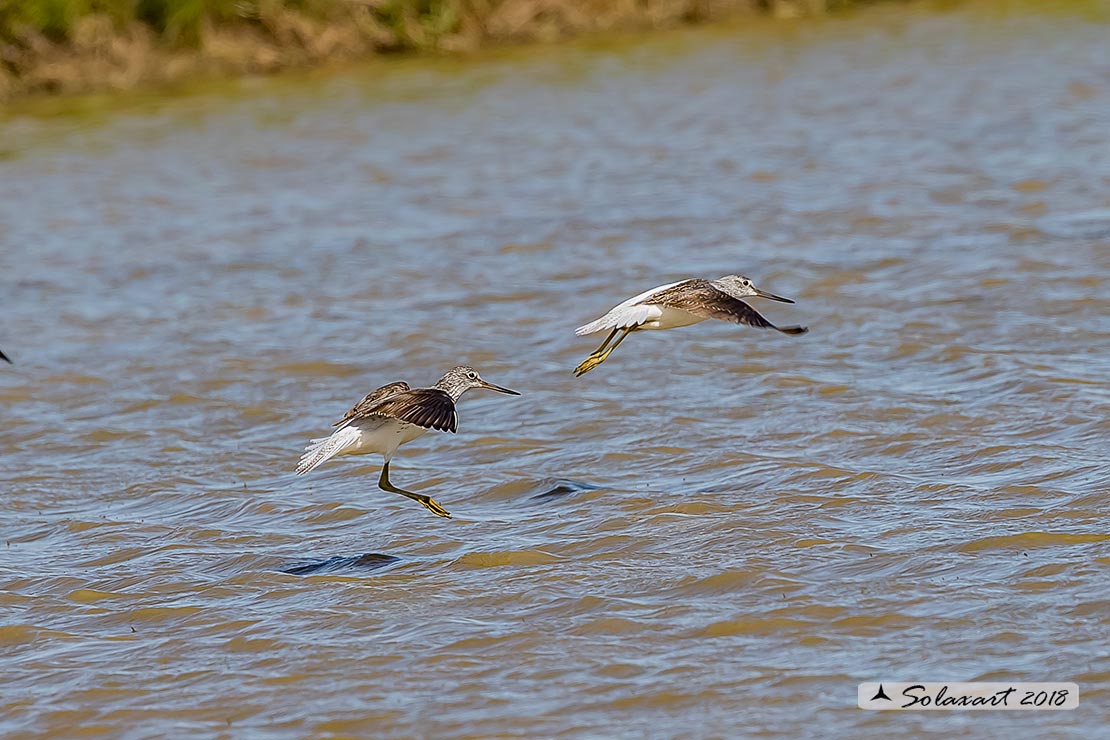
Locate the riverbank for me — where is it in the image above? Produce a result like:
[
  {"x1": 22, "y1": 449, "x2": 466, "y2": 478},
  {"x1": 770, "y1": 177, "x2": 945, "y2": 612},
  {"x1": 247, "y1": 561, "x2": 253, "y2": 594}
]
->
[{"x1": 0, "y1": 0, "x2": 856, "y2": 101}]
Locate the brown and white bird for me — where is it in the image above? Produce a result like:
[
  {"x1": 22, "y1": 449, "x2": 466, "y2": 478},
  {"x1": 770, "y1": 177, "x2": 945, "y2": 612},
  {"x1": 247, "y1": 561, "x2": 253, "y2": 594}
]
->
[
  {"x1": 573, "y1": 274, "x2": 807, "y2": 376},
  {"x1": 296, "y1": 365, "x2": 519, "y2": 518}
]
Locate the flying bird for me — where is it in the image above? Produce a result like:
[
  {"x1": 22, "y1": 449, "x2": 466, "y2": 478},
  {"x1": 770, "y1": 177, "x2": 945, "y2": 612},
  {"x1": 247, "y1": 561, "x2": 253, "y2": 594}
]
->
[
  {"x1": 296, "y1": 365, "x2": 519, "y2": 518},
  {"x1": 574, "y1": 274, "x2": 807, "y2": 376}
]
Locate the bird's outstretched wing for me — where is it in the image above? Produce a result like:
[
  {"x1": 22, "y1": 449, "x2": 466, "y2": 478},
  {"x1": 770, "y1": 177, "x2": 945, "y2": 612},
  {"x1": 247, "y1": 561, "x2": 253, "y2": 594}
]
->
[
  {"x1": 575, "y1": 279, "x2": 693, "y2": 336},
  {"x1": 659, "y1": 284, "x2": 808, "y2": 335},
  {"x1": 333, "y1": 381, "x2": 411, "y2": 428},
  {"x1": 366, "y1": 388, "x2": 459, "y2": 433}
]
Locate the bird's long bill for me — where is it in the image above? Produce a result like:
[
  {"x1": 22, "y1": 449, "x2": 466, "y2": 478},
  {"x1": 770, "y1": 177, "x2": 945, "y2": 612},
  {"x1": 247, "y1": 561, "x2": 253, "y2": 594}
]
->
[
  {"x1": 753, "y1": 287, "x2": 794, "y2": 304},
  {"x1": 0, "y1": 348, "x2": 10, "y2": 364},
  {"x1": 478, "y1": 379, "x2": 521, "y2": 396}
]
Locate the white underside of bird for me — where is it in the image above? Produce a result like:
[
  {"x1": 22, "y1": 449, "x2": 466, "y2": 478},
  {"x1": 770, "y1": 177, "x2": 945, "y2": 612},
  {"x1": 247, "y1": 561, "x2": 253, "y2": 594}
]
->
[
  {"x1": 296, "y1": 418, "x2": 428, "y2": 475},
  {"x1": 575, "y1": 281, "x2": 706, "y2": 335}
]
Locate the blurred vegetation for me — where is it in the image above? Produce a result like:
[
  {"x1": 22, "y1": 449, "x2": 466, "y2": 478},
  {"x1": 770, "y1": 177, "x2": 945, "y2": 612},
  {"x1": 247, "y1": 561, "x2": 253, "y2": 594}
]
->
[
  {"x1": 2, "y1": 0, "x2": 456, "y2": 46},
  {"x1": 0, "y1": 0, "x2": 870, "y2": 98},
  {"x1": 0, "y1": 0, "x2": 833, "y2": 48},
  {"x1": 3, "y1": 1, "x2": 295, "y2": 44}
]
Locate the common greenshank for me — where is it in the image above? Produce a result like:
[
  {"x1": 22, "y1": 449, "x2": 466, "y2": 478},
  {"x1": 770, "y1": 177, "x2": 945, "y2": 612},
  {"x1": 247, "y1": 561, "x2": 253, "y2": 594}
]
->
[
  {"x1": 296, "y1": 365, "x2": 519, "y2": 518},
  {"x1": 574, "y1": 275, "x2": 807, "y2": 376}
]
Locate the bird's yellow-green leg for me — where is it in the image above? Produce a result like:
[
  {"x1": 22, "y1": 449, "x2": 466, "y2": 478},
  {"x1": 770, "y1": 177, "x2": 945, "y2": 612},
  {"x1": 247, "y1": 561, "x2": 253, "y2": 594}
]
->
[
  {"x1": 378, "y1": 461, "x2": 451, "y2": 518},
  {"x1": 593, "y1": 328, "x2": 621, "y2": 356},
  {"x1": 574, "y1": 335, "x2": 611, "y2": 376},
  {"x1": 575, "y1": 328, "x2": 631, "y2": 376},
  {"x1": 573, "y1": 328, "x2": 618, "y2": 375},
  {"x1": 574, "y1": 328, "x2": 623, "y2": 376}
]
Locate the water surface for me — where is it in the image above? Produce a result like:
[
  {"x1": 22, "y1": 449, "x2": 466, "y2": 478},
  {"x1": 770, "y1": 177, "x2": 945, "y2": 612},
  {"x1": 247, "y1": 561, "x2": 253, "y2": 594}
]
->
[{"x1": 2, "y1": 2, "x2": 1109, "y2": 736}]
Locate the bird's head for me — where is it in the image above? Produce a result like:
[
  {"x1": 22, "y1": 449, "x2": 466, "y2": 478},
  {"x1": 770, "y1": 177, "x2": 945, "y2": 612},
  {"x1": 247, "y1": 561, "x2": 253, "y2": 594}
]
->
[
  {"x1": 715, "y1": 274, "x2": 794, "y2": 303},
  {"x1": 441, "y1": 365, "x2": 520, "y2": 398}
]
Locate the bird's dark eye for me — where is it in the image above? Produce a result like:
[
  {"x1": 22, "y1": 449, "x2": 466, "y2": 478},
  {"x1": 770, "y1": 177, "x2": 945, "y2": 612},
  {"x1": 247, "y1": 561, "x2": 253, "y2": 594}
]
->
[{"x1": 467, "y1": 371, "x2": 478, "y2": 379}]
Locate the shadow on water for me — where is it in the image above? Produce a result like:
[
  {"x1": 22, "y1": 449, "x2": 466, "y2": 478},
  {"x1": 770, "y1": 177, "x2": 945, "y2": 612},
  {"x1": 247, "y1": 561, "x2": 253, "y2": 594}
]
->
[
  {"x1": 281, "y1": 552, "x2": 402, "y2": 575},
  {"x1": 528, "y1": 478, "x2": 602, "y2": 502}
]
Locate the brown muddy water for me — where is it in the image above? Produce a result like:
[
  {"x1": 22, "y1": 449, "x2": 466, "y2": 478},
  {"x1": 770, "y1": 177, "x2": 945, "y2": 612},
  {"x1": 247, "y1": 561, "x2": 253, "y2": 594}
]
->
[{"x1": 2, "y1": 2, "x2": 1110, "y2": 737}]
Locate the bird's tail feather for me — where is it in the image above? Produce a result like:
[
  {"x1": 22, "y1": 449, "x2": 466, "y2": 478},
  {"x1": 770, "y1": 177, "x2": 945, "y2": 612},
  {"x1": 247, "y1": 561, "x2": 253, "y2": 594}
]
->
[
  {"x1": 575, "y1": 317, "x2": 607, "y2": 336},
  {"x1": 296, "y1": 427, "x2": 361, "y2": 475}
]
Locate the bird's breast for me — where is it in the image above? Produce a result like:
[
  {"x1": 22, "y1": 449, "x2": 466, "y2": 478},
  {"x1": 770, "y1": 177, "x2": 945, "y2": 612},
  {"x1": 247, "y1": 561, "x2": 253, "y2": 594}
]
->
[
  {"x1": 396, "y1": 423, "x2": 429, "y2": 444},
  {"x1": 643, "y1": 306, "x2": 706, "y2": 330},
  {"x1": 351, "y1": 419, "x2": 429, "y2": 454}
]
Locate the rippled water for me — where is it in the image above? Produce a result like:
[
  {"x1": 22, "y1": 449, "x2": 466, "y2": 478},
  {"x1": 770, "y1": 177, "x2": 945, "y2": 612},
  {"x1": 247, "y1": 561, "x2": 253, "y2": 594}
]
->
[{"x1": 2, "y1": 2, "x2": 1109, "y2": 736}]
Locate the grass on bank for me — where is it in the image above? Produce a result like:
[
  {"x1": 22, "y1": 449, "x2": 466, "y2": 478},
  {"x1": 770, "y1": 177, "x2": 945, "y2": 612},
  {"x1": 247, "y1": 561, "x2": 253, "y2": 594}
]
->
[
  {"x1": 2, "y1": 0, "x2": 475, "y2": 47},
  {"x1": 0, "y1": 0, "x2": 859, "y2": 99}
]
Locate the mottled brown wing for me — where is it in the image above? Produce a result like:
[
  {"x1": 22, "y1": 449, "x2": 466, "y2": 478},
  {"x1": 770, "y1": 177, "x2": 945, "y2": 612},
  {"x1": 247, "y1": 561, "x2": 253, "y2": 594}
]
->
[
  {"x1": 365, "y1": 388, "x2": 458, "y2": 433},
  {"x1": 333, "y1": 381, "x2": 410, "y2": 427},
  {"x1": 645, "y1": 278, "x2": 713, "y2": 305},
  {"x1": 662, "y1": 285, "x2": 808, "y2": 335}
]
